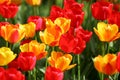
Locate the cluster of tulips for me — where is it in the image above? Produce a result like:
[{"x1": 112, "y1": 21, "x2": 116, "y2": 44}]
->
[{"x1": 0, "y1": 0, "x2": 120, "y2": 80}]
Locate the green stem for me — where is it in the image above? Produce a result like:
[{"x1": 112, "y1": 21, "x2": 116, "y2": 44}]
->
[
  {"x1": 72, "y1": 55, "x2": 76, "y2": 80},
  {"x1": 28, "y1": 71, "x2": 31, "y2": 80},
  {"x1": 33, "y1": 6, "x2": 38, "y2": 15},
  {"x1": 33, "y1": 68, "x2": 36, "y2": 80},
  {"x1": 6, "y1": 41, "x2": 9, "y2": 47},
  {"x1": 78, "y1": 55, "x2": 80, "y2": 80}
]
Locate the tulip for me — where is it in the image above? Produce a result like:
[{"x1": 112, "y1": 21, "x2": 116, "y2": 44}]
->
[
  {"x1": 20, "y1": 40, "x2": 47, "y2": 60},
  {"x1": 40, "y1": 17, "x2": 70, "y2": 46},
  {"x1": 0, "y1": 47, "x2": 16, "y2": 66},
  {"x1": 94, "y1": 22, "x2": 120, "y2": 42},
  {"x1": 0, "y1": 0, "x2": 10, "y2": 4},
  {"x1": 116, "y1": 52, "x2": 120, "y2": 72},
  {"x1": 10, "y1": 0, "x2": 22, "y2": 6},
  {"x1": 27, "y1": 16, "x2": 46, "y2": 31},
  {"x1": 91, "y1": 1, "x2": 113, "y2": 20},
  {"x1": 5, "y1": 68, "x2": 25, "y2": 80},
  {"x1": 0, "y1": 23, "x2": 25, "y2": 43},
  {"x1": 0, "y1": 67, "x2": 6, "y2": 80},
  {"x1": 45, "y1": 66, "x2": 64, "y2": 80},
  {"x1": 26, "y1": 0, "x2": 41, "y2": 6},
  {"x1": 108, "y1": 10, "x2": 120, "y2": 28},
  {"x1": 48, "y1": 51, "x2": 76, "y2": 71},
  {"x1": 17, "y1": 52, "x2": 36, "y2": 71},
  {"x1": 19, "y1": 22, "x2": 36, "y2": 39},
  {"x1": 49, "y1": 0, "x2": 84, "y2": 28},
  {"x1": 93, "y1": 54, "x2": 117, "y2": 75},
  {"x1": 0, "y1": 2, "x2": 18, "y2": 18}
]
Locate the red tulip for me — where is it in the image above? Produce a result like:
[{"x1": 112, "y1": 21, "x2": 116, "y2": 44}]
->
[
  {"x1": 49, "y1": 6, "x2": 64, "y2": 21},
  {"x1": 59, "y1": 27, "x2": 86, "y2": 54},
  {"x1": 17, "y1": 52, "x2": 36, "y2": 71},
  {"x1": 91, "y1": 1, "x2": 113, "y2": 20},
  {"x1": 108, "y1": 10, "x2": 120, "y2": 28},
  {"x1": 0, "y1": 2, "x2": 18, "y2": 18},
  {"x1": 27, "y1": 16, "x2": 46, "y2": 31},
  {"x1": 45, "y1": 66, "x2": 64, "y2": 80},
  {"x1": 75, "y1": 26, "x2": 92, "y2": 42},
  {"x1": 5, "y1": 68, "x2": 25, "y2": 80},
  {"x1": 0, "y1": 67, "x2": 6, "y2": 80},
  {"x1": 49, "y1": 0, "x2": 84, "y2": 27},
  {"x1": 116, "y1": 52, "x2": 120, "y2": 72},
  {"x1": 8, "y1": 59, "x2": 19, "y2": 69}
]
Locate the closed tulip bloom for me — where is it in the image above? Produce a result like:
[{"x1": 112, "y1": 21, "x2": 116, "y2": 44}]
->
[
  {"x1": 93, "y1": 54, "x2": 117, "y2": 75},
  {"x1": 20, "y1": 22, "x2": 36, "y2": 39},
  {"x1": 5, "y1": 68, "x2": 25, "y2": 80},
  {"x1": 40, "y1": 17, "x2": 70, "y2": 46},
  {"x1": 91, "y1": 1, "x2": 113, "y2": 20},
  {"x1": 108, "y1": 10, "x2": 120, "y2": 28},
  {"x1": 0, "y1": 2, "x2": 18, "y2": 18},
  {"x1": 94, "y1": 22, "x2": 120, "y2": 42},
  {"x1": 0, "y1": 47, "x2": 16, "y2": 66},
  {"x1": 116, "y1": 52, "x2": 120, "y2": 72},
  {"x1": 45, "y1": 66, "x2": 64, "y2": 80},
  {"x1": 27, "y1": 16, "x2": 46, "y2": 31},
  {"x1": 26, "y1": 0, "x2": 41, "y2": 6},
  {"x1": 48, "y1": 51, "x2": 76, "y2": 71},
  {"x1": 20, "y1": 40, "x2": 47, "y2": 60},
  {"x1": 17, "y1": 52, "x2": 36, "y2": 71},
  {"x1": 1, "y1": 24, "x2": 25, "y2": 43}
]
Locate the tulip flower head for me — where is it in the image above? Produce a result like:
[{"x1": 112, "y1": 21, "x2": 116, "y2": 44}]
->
[
  {"x1": 48, "y1": 51, "x2": 76, "y2": 71},
  {"x1": 94, "y1": 22, "x2": 120, "y2": 42},
  {"x1": 0, "y1": 47, "x2": 16, "y2": 66},
  {"x1": 93, "y1": 54, "x2": 117, "y2": 75},
  {"x1": 0, "y1": 23, "x2": 25, "y2": 43},
  {"x1": 20, "y1": 40, "x2": 47, "y2": 60},
  {"x1": 91, "y1": 1, "x2": 113, "y2": 20}
]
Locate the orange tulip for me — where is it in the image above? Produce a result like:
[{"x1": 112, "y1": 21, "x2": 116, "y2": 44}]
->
[
  {"x1": 39, "y1": 17, "x2": 70, "y2": 46},
  {"x1": 26, "y1": 0, "x2": 41, "y2": 6},
  {"x1": 20, "y1": 22, "x2": 36, "y2": 39},
  {"x1": 48, "y1": 51, "x2": 76, "y2": 71},
  {"x1": 10, "y1": 0, "x2": 22, "y2": 5},
  {"x1": 0, "y1": 0, "x2": 10, "y2": 4},
  {"x1": 0, "y1": 24, "x2": 25, "y2": 43},
  {"x1": 93, "y1": 54, "x2": 117, "y2": 75},
  {"x1": 94, "y1": 22, "x2": 120, "y2": 42},
  {"x1": 20, "y1": 40, "x2": 47, "y2": 60}
]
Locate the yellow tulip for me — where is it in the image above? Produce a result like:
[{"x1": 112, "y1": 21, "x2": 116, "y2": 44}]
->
[
  {"x1": 40, "y1": 17, "x2": 70, "y2": 46},
  {"x1": 20, "y1": 22, "x2": 36, "y2": 39},
  {"x1": 26, "y1": 0, "x2": 41, "y2": 6},
  {"x1": 48, "y1": 51, "x2": 76, "y2": 71},
  {"x1": 0, "y1": 47, "x2": 16, "y2": 66},
  {"x1": 20, "y1": 40, "x2": 47, "y2": 60},
  {"x1": 0, "y1": 24, "x2": 25, "y2": 43},
  {"x1": 93, "y1": 54, "x2": 117, "y2": 75},
  {"x1": 94, "y1": 22, "x2": 120, "y2": 42}
]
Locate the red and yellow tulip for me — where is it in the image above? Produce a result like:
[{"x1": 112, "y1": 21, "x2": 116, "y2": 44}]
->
[
  {"x1": 48, "y1": 51, "x2": 76, "y2": 71},
  {"x1": 40, "y1": 17, "x2": 70, "y2": 46},
  {"x1": 0, "y1": 24, "x2": 25, "y2": 43},
  {"x1": 94, "y1": 22, "x2": 120, "y2": 42},
  {"x1": 26, "y1": 0, "x2": 41, "y2": 6},
  {"x1": 20, "y1": 40, "x2": 47, "y2": 60},
  {"x1": 93, "y1": 54, "x2": 117, "y2": 75}
]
